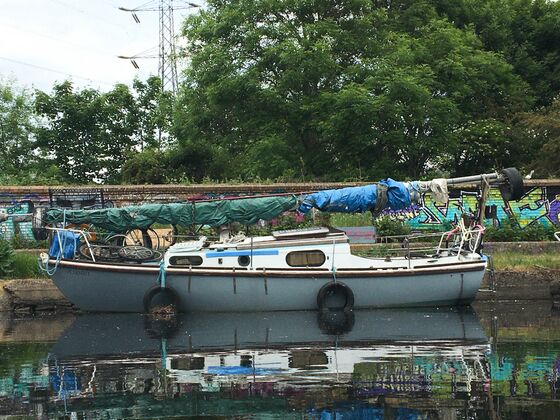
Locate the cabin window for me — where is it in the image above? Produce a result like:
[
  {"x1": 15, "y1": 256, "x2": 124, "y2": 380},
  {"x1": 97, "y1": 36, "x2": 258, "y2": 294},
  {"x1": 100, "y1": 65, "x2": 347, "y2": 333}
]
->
[
  {"x1": 238, "y1": 255, "x2": 250, "y2": 267},
  {"x1": 169, "y1": 255, "x2": 203, "y2": 266},
  {"x1": 286, "y1": 250, "x2": 325, "y2": 267}
]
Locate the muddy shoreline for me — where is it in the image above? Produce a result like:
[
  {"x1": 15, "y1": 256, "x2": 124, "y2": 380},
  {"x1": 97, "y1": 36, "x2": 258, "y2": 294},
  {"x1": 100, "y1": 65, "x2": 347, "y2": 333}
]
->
[{"x1": 1, "y1": 268, "x2": 558, "y2": 313}]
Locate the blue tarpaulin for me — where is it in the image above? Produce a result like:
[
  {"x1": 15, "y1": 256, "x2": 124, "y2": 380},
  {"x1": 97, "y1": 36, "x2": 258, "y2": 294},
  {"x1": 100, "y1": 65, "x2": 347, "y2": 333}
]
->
[
  {"x1": 298, "y1": 179, "x2": 412, "y2": 214},
  {"x1": 48, "y1": 231, "x2": 81, "y2": 259}
]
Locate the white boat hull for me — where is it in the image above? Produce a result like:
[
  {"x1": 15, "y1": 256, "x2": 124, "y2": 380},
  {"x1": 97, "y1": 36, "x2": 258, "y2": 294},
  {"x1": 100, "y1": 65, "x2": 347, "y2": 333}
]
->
[{"x1": 52, "y1": 259, "x2": 486, "y2": 312}]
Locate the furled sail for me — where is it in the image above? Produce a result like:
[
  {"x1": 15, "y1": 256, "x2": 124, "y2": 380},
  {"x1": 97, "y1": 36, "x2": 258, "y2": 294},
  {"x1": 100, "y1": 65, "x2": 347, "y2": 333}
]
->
[
  {"x1": 297, "y1": 179, "x2": 444, "y2": 215},
  {"x1": 46, "y1": 195, "x2": 298, "y2": 232}
]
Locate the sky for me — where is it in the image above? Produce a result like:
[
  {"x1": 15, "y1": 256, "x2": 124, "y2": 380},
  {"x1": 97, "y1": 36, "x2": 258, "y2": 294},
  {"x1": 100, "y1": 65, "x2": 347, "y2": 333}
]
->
[{"x1": 0, "y1": 0, "x2": 201, "y2": 92}]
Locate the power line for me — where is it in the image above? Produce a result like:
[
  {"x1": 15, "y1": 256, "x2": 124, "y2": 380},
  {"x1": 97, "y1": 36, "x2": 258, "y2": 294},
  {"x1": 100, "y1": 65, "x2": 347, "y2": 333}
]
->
[
  {"x1": 46, "y1": 0, "x2": 127, "y2": 30},
  {"x1": 0, "y1": 56, "x2": 115, "y2": 87},
  {"x1": 0, "y1": 22, "x2": 120, "y2": 57}
]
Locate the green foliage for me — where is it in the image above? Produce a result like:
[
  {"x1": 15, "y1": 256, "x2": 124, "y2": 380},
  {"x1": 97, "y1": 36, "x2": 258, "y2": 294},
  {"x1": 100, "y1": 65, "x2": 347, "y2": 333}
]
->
[
  {"x1": 34, "y1": 77, "x2": 174, "y2": 184},
  {"x1": 0, "y1": 238, "x2": 15, "y2": 277},
  {"x1": 0, "y1": 79, "x2": 39, "y2": 179},
  {"x1": 12, "y1": 251, "x2": 46, "y2": 279},
  {"x1": 10, "y1": 234, "x2": 46, "y2": 250},
  {"x1": 173, "y1": 0, "x2": 535, "y2": 181},
  {"x1": 491, "y1": 251, "x2": 560, "y2": 271},
  {"x1": 521, "y1": 97, "x2": 560, "y2": 177},
  {"x1": 373, "y1": 216, "x2": 412, "y2": 237},
  {"x1": 331, "y1": 213, "x2": 374, "y2": 227},
  {"x1": 484, "y1": 218, "x2": 557, "y2": 242},
  {"x1": 121, "y1": 148, "x2": 171, "y2": 184}
]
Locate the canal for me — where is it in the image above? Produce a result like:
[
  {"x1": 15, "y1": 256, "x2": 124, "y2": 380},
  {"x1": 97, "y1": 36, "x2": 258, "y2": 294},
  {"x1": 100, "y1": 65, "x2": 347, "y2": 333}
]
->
[{"x1": 1, "y1": 302, "x2": 559, "y2": 419}]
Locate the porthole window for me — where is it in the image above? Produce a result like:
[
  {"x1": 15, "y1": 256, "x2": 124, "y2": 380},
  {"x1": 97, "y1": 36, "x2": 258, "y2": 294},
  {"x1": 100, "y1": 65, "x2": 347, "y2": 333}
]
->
[
  {"x1": 169, "y1": 255, "x2": 203, "y2": 266},
  {"x1": 238, "y1": 255, "x2": 250, "y2": 267},
  {"x1": 286, "y1": 250, "x2": 325, "y2": 267}
]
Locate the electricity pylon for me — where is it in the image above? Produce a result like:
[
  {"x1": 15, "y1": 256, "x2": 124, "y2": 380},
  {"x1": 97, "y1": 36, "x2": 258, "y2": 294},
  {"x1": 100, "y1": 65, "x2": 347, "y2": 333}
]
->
[{"x1": 119, "y1": 1, "x2": 199, "y2": 94}]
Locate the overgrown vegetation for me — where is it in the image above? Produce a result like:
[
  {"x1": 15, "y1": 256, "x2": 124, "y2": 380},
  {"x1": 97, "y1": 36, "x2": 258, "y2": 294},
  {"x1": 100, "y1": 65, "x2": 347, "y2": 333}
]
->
[
  {"x1": 484, "y1": 219, "x2": 557, "y2": 242},
  {"x1": 491, "y1": 251, "x2": 560, "y2": 271},
  {"x1": 0, "y1": 239, "x2": 14, "y2": 277}
]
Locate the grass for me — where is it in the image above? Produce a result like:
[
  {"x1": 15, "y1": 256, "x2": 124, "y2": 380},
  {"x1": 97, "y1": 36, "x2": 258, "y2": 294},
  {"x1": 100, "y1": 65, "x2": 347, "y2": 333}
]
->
[
  {"x1": 490, "y1": 251, "x2": 560, "y2": 271},
  {"x1": 12, "y1": 251, "x2": 47, "y2": 279}
]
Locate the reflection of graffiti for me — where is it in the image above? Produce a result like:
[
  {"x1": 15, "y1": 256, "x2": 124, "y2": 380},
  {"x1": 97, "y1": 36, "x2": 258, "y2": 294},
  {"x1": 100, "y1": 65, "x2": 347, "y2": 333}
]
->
[{"x1": 387, "y1": 186, "x2": 560, "y2": 230}]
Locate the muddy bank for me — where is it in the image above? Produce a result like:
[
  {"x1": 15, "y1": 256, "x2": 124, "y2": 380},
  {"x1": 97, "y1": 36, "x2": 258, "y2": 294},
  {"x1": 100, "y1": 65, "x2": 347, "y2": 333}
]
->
[
  {"x1": 1, "y1": 268, "x2": 559, "y2": 313},
  {"x1": 0, "y1": 279, "x2": 76, "y2": 314}
]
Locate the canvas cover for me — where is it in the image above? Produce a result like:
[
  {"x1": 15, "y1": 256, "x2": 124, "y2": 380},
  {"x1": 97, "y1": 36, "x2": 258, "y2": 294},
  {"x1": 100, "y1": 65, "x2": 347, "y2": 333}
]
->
[
  {"x1": 46, "y1": 195, "x2": 297, "y2": 232},
  {"x1": 298, "y1": 179, "x2": 412, "y2": 214}
]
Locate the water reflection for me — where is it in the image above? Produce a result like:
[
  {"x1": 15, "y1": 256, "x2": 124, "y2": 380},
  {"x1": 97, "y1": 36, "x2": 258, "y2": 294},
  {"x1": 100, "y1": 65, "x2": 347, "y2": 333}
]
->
[{"x1": 1, "y1": 305, "x2": 560, "y2": 418}]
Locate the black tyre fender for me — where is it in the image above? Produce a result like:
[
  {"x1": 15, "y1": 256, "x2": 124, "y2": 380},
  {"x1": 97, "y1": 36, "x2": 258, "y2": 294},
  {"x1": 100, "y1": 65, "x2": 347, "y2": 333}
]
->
[
  {"x1": 31, "y1": 207, "x2": 49, "y2": 241},
  {"x1": 317, "y1": 309, "x2": 355, "y2": 335},
  {"x1": 143, "y1": 285, "x2": 180, "y2": 313},
  {"x1": 317, "y1": 281, "x2": 354, "y2": 312},
  {"x1": 499, "y1": 167, "x2": 524, "y2": 202}
]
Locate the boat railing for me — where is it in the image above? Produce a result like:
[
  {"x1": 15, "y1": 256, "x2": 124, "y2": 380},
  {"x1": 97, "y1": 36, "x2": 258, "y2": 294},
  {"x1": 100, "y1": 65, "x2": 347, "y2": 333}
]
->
[{"x1": 374, "y1": 223, "x2": 484, "y2": 261}]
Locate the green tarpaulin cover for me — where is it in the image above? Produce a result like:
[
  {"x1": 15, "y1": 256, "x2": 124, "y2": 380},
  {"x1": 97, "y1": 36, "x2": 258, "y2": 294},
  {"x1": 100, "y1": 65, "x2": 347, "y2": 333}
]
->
[{"x1": 46, "y1": 195, "x2": 297, "y2": 232}]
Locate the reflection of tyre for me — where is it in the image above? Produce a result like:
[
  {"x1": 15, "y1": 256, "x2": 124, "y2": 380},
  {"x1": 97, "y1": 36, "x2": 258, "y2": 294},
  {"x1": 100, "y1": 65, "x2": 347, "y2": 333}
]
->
[
  {"x1": 499, "y1": 167, "x2": 524, "y2": 201},
  {"x1": 143, "y1": 285, "x2": 180, "y2": 314},
  {"x1": 144, "y1": 313, "x2": 180, "y2": 339},
  {"x1": 31, "y1": 207, "x2": 48, "y2": 241},
  {"x1": 317, "y1": 309, "x2": 355, "y2": 335},
  {"x1": 317, "y1": 282, "x2": 354, "y2": 311}
]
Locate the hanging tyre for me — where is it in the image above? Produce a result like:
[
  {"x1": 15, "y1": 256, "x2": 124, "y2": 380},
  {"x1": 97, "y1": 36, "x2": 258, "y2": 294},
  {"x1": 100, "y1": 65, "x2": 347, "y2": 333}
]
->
[
  {"x1": 143, "y1": 285, "x2": 180, "y2": 314},
  {"x1": 317, "y1": 281, "x2": 354, "y2": 312},
  {"x1": 499, "y1": 167, "x2": 524, "y2": 202},
  {"x1": 31, "y1": 207, "x2": 48, "y2": 241}
]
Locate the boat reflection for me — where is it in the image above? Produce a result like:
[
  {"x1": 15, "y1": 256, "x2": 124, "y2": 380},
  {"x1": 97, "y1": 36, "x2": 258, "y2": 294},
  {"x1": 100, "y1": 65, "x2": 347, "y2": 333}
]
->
[{"x1": 39, "y1": 308, "x2": 492, "y2": 418}]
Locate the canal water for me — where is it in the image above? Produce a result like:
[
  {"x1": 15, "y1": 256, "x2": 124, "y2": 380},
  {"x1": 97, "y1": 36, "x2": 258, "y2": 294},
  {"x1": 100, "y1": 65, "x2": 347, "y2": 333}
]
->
[{"x1": 1, "y1": 302, "x2": 560, "y2": 419}]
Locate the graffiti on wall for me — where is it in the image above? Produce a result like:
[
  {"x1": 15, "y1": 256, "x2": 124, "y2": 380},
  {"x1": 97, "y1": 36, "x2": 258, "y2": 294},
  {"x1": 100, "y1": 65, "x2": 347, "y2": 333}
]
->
[{"x1": 382, "y1": 186, "x2": 560, "y2": 230}]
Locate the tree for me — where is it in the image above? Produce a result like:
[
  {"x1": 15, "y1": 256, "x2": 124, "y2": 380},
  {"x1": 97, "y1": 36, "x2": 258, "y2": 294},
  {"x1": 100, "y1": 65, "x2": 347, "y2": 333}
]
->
[
  {"x1": 521, "y1": 97, "x2": 560, "y2": 177},
  {"x1": 35, "y1": 81, "x2": 137, "y2": 183},
  {"x1": 0, "y1": 79, "x2": 37, "y2": 177},
  {"x1": 174, "y1": 0, "x2": 530, "y2": 181},
  {"x1": 132, "y1": 76, "x2": 175, "y2": 150}
]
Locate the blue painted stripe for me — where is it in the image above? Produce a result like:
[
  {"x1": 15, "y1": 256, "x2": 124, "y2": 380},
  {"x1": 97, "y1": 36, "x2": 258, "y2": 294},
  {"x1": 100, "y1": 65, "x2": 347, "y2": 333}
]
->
[{"x1": 206, "y1": 250, "x2": 279, "y2": 258}]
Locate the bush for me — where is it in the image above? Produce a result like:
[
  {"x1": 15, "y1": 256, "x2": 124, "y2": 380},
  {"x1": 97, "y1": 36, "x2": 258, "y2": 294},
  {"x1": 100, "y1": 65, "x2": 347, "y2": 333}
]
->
[
  {"x1": 0, "y1": 239, "x2": 15, "y2": 277},
  {"x1": 373, "y1": 216, "x2": 411, "y2": 238},
  {"x1": 484, "y1": 218, "x2": 557, "y2": 242},
  {"x1": 12, "y1": 252, "x2": 46, "y2": 279}
]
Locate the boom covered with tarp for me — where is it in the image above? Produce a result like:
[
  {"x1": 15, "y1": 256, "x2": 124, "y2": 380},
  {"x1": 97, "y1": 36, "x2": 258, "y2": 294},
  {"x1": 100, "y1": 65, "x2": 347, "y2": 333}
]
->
[
  {"x1": 46, "y1": 195, "x2": 297, "y2": 232},
  {"x1": 297, "y1": 179, "x2": 433, "y2": 215}
]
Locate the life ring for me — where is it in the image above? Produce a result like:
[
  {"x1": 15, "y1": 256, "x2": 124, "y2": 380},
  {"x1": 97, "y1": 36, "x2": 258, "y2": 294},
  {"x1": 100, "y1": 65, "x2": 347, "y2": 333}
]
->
[
  {"x1": 317, "y1": 281, "x2": 354, "y2": 312},
  {"x1": 143, "y1": 285, "x2": 180, "y2": 314}
]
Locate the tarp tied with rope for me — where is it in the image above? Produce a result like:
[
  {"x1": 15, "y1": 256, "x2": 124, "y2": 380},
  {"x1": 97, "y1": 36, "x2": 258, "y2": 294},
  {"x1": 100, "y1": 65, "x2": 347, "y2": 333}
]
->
[
  {"x1": 297, "y1": 179, "x2": 429, "y2": 216},
  {"x1": 46, "y1": 195, "x2": 298, "y2": 232}
]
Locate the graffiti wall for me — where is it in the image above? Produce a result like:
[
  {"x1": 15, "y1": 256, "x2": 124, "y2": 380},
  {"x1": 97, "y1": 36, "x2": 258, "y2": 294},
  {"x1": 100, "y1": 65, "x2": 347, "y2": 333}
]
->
[
  {"x1": 0, "y1": 183, "x2": 559, "y2": 242},
  {"x1": 383, "y1": 186, "x2": 560, "y2": 230}
]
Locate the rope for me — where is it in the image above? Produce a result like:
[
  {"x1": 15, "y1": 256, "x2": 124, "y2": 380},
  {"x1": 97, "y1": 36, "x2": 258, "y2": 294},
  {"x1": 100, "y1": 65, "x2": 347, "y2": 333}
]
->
[{"x1": 158, "y1": 259, "x2": 166, "y2": 289}]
